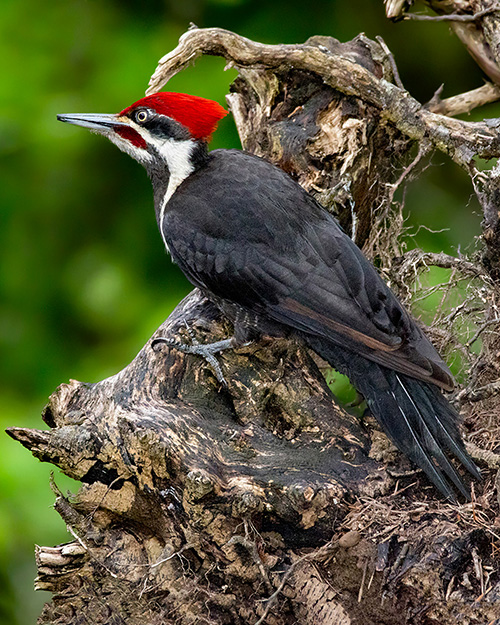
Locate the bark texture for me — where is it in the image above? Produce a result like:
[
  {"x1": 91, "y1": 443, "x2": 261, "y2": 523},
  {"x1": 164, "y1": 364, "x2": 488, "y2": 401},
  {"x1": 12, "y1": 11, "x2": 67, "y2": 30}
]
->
[{"x1": 7, "y1": 14, "x2": 500, "y2": 625}]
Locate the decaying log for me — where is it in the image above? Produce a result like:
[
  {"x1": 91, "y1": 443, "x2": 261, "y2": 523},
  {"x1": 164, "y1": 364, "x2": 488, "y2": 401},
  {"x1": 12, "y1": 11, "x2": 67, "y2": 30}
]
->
[
  {"x1": 7, "y1": 22, "x2": 500, "y2": 625},
  {"x1": 8, "y1": 292, "x2": 500, "y2": 624},
  {"x1": 9, "y1": 292, "x2": 392, "y2": 623}
]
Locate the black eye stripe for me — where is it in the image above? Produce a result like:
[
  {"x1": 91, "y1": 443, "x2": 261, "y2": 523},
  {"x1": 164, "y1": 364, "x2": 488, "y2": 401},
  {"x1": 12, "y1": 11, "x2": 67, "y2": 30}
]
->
[
  {"x1": 127, "y1": 109, "x2": 191, "y2": 140},
  {"x1": 141, "y1": 115, "x2": 191, "y2": 141}
]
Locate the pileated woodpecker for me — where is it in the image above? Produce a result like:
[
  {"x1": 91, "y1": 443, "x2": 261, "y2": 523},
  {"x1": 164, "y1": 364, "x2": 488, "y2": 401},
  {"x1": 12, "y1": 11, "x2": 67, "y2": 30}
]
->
[{"x1": 58, "y1": 92, "x2": 480, "y2": 499}]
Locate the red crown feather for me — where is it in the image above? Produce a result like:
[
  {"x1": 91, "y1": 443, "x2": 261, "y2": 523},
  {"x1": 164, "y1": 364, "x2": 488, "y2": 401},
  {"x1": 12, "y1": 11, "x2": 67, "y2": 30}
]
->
[{"x1": 120, "y1": 92, "x2": 228, "y2": 140}]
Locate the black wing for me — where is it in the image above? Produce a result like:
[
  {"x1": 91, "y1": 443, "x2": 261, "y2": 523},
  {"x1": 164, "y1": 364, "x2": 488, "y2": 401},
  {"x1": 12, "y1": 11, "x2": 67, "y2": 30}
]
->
[{"x1": 164, "y1": 149, "x2": 453, "y2": 390}]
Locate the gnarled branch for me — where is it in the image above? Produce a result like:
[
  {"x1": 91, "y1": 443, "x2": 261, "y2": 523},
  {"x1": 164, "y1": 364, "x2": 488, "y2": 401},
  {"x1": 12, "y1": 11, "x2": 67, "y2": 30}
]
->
[
  {"x1": 148, "y1": 27, "x2": 500, "y2": 167},
  {"x1": 9, "y1": 25, "x2": 500, "y2": 625}
]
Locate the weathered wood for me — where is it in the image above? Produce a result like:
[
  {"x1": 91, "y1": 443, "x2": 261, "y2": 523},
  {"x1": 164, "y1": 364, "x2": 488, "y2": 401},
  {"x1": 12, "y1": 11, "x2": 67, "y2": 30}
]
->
[
  {"x1": 8, "y1": 292, "x2": 393, "y2": 624},
  {"x1": 7, "y1": 23, "x2": 500, "y2": 625},
  {"x1": 148, "y1": 26, "x2": 500, "y2": 168},
  {"x1": 149, "y1": 23, "x2": 500, "y2": 277},
  {"x1": 8, "y1": 291, "x2": 499, "y2": 624}
]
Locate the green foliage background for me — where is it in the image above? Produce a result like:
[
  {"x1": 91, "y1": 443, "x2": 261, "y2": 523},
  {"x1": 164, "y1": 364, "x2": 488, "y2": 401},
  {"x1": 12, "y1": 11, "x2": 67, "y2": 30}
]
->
[{"x1": 0, "y1": 0, "x2": 495, "y2": 622}]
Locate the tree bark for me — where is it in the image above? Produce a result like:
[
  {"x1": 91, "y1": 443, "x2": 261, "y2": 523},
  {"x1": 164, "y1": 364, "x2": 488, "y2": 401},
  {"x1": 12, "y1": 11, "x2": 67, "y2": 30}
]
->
[{"x1": 7, "y1": 20, "x2": 500, "y2": 625}]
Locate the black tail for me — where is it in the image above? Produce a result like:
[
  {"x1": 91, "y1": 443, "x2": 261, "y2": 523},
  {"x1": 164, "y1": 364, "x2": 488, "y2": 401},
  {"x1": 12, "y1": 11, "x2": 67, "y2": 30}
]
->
[{"x1": 304, "y1": 337, "x2": 481, "y2": 500}]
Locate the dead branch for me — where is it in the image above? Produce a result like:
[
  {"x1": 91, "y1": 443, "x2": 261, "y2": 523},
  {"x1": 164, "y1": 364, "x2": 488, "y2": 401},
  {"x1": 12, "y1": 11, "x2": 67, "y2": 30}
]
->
[
  {"x1": 9, "y1": 24, "x2": 500, "y2": 625},
  {"x1": 404, "y1": 5, "x2": 499, "y2": 21},
  {"x1": 386, "y1": 1, "x2": 500, "y2": 86},
  {"x1": 427, "y1": 81, "x2": 500, "y2": 116},
  {"x1": 147, "y1": 26, "x2": 500, "y2": 278},
  {"x1": 148, "y1": 27, "x2": 500, "y2": 167}
]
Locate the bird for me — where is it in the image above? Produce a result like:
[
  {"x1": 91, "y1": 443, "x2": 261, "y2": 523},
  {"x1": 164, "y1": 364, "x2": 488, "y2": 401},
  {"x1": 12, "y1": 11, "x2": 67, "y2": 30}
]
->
[{"x1": 57, "y1": 91, "x2": 480, "y2": 500}]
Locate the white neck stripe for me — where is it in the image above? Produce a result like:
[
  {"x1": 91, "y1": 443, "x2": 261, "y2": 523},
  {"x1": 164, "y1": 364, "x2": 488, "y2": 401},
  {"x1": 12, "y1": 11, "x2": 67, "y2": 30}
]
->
[
  {"x1": 150, "y1": 138, "x2": 195, "y2": 252},
  {"x1": 105, "y1": 119, "x2": 196, "y2": 254}
]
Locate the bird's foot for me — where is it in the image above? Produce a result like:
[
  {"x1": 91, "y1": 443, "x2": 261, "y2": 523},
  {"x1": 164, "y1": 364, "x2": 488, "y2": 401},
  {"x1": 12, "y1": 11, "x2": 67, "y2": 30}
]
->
[{"x1": 152, "y1": 324, "x2": 236, "y2": 385}]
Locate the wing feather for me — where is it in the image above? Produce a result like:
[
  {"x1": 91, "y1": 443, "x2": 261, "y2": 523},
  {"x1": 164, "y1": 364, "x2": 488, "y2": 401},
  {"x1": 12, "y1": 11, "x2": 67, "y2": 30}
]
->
[{"x1": 164, "y1": 150, "x2": 454, "y2": 390}]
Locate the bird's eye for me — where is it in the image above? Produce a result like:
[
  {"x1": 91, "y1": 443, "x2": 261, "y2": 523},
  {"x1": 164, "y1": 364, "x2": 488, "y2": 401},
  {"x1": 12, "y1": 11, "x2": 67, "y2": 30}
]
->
[{"x1": 135, "y1": 110, "x2": 149, "y2": 124}]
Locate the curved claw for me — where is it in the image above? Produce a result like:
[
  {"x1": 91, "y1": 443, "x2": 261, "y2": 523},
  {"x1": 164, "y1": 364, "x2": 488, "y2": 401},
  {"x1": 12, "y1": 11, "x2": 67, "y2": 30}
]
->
[
  {"x1": 152, "y1": 335, "x2": 236, "y2": 385},
  {"x1": 151, "y1": 337, "x2": 176, "y2": 351}
]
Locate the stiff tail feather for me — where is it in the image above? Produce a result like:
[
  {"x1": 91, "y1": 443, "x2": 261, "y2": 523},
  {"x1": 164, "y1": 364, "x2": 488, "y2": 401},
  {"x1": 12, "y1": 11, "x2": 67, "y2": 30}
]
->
[{"x1": 305, "y1": 337, "x2": 480, "y2": 500}]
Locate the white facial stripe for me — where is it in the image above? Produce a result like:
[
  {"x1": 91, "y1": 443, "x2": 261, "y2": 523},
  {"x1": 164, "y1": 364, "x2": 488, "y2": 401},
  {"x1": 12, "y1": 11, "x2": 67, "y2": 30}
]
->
[
  {"x1": 105, "y1": 129, "x2": 153, "y2": 166},
  {"x1": 112, "y1": 118, "x2": 195, "y2": 200},
  {"x1": 101, "y1": 117, "x2": 196, "y2": 255},
  {"x1": 141, "y1": 134, "x2": 196, "y2": 253}
]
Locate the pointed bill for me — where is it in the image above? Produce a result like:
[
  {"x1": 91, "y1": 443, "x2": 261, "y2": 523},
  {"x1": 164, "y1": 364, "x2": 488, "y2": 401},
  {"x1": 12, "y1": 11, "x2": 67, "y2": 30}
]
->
[{"x1": 57, "y1": 113, "x2": 129, "y2": 131}]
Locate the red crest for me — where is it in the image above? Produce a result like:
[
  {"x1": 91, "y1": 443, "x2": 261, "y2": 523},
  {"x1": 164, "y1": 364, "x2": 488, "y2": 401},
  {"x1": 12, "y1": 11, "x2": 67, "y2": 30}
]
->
[{"x1": 120, "y1": 92, "x2": 228, "y2": 140}]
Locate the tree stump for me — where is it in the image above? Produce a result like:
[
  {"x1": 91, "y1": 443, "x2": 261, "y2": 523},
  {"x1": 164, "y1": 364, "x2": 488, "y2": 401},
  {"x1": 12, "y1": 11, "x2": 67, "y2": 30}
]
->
[{"x1": 7, "y1": 20, "x2": 500, "y2": 625}]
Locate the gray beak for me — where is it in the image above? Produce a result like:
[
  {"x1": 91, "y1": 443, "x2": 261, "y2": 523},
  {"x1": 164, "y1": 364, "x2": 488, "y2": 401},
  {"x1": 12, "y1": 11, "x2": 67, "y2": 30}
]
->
[{"x1": 56, "y1": 113, "x2": 129, "y2": 131}]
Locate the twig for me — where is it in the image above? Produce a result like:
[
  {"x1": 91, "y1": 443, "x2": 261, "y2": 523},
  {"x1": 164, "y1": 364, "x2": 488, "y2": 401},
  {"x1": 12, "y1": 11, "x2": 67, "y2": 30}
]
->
[
  {"x1": 411, "y1": 280, "x2": 463, "y2": 304},
  {"x1": 427, "y1": 82, "x2": 500, "y2": 117},
  {"x1": 66, "y1": 526, "x2": 119, "y2": 580},
  {"x1": 227, "y1": 530, "x2": 273, "y2": 593},
  {"x1": 150, "y1": 543, "x2": 195, "y2": 568},
  {"x1": 456, "y1": 379, "x2": 500, "y2": 403},
  {"x1": 358, "y1": 558, "x2": 369, "y2": 602},
  {"x1": 471, "y1": 547, "x2": 485, "y2": 596},
  {"x1": 404, "y1": 6, "x2": 499, "y2": 22},
  {"x1": 433, "y1": 266, "x2": 457, "y2": 326},
  {"x1": 375, "y1": 35, "x2": 404, "y2": 89},
  {"x1": 388, "y1": 142, "x2": 432, "y2": 205},
  {"x1": 465, "y1": 318, "x2": 500, "y2": 348},
  {"x1": 253, "y1": 540, "x2": 339, "y2": 625},
  {"x1": 395, "y1": 249, "x2": 490, "y2": 281},
  {"x1": 253, "y1": 553, "x2": 309, "y2": 625}
]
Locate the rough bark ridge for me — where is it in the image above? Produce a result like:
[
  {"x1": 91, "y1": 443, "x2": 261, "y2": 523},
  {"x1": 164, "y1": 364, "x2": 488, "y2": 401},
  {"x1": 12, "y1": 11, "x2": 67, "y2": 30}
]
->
[{"x1": 7, "y1": 11, "x2": 500, "y2": 625}]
